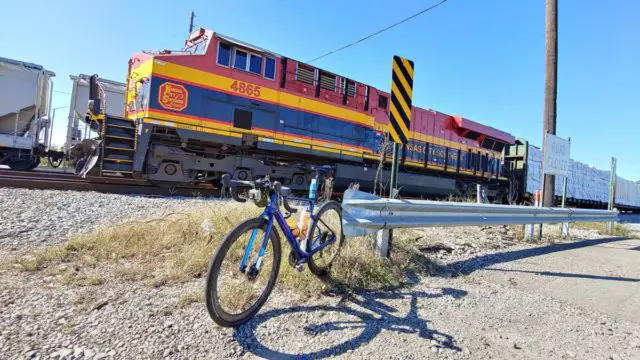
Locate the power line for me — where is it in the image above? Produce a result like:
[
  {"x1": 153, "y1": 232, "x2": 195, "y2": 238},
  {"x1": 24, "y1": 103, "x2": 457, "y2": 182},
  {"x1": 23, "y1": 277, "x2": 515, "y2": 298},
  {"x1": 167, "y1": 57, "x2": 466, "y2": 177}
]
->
[{"x1": 307, "y1": 0, "x2": 450, "y2": 63}]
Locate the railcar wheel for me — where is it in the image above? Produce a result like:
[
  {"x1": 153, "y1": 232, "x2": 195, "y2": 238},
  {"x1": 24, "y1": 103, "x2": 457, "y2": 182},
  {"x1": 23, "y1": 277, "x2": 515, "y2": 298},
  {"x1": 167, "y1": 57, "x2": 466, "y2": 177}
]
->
[{"x1": 8, "y1": 157, "x2": 40, "y2": 171}]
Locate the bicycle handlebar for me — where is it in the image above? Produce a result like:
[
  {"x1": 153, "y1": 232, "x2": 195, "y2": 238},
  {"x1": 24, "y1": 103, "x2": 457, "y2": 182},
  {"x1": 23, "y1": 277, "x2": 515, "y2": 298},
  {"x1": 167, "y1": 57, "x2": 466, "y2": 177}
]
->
[{"x1": 221, "y1": 174, "x2": 297, "y2": 213}]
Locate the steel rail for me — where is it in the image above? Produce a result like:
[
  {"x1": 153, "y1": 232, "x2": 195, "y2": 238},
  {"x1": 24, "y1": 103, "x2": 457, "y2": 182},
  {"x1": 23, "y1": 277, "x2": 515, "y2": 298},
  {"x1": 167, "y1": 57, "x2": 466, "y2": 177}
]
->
[{"x1": 0, "y1": 169, "x2": 218, "y2": 197}]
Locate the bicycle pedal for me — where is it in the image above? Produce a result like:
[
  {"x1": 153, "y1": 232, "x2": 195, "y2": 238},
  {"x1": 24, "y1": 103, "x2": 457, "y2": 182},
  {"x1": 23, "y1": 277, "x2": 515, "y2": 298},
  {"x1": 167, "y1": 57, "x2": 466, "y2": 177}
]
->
[{"x1": 295, "y1": 264, "x2": 305, "y2": 272}]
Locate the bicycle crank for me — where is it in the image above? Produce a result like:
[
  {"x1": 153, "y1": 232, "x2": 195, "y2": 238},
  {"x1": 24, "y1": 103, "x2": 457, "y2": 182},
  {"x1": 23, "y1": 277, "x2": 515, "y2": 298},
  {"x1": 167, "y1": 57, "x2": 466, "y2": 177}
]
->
[{"x1": 288, "y1": 251, "x2": 306, "y2": 272}]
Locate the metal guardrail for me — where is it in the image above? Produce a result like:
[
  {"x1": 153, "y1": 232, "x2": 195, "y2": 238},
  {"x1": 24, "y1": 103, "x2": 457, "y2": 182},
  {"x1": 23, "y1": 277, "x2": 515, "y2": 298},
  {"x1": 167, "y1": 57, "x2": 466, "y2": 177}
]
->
[
  {"x1": 344, "y1": 198, "x2": 618, "y2": 230},
  {"x1": 341, "y1": 189, "x2": 619, "y2": 257}
]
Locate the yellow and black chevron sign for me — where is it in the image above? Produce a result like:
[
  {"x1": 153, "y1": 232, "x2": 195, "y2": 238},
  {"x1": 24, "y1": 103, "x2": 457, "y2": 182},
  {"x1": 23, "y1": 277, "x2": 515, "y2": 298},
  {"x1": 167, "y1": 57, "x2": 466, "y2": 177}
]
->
[{"x1": 389, "y1": 55, "x2": 415, "y2": 144}]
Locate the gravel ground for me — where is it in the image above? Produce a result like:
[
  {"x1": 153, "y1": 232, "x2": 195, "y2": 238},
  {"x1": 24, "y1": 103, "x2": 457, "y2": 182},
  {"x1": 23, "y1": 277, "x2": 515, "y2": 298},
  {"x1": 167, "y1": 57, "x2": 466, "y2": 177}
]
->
[
  {"x1": 1, "y1": 187, "x2": 639, "y2": 359},
  {"x1": 0, "y1": 188, "x2": 217, "y2": 261}
]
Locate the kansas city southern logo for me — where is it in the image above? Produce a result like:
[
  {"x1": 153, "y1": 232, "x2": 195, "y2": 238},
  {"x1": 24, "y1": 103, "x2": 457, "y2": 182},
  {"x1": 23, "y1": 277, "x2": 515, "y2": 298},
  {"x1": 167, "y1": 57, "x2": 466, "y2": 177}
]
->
[{"x1": 158, "y1": 82, "x2": 188, "y2": 111}]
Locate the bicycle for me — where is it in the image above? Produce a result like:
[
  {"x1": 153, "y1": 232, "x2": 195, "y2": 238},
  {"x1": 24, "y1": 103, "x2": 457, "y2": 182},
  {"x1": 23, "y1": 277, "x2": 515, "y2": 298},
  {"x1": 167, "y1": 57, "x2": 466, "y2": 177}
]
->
[{"x1": 205, "y1": 166, "x2": 345, "y2": 327}]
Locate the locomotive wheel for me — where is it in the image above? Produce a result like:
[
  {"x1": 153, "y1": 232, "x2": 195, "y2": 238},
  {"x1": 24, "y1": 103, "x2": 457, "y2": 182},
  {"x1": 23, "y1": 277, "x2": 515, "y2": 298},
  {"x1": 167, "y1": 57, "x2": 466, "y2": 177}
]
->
[{"x1": 8, "y1": 157, "x2": 40, "y2": 171}]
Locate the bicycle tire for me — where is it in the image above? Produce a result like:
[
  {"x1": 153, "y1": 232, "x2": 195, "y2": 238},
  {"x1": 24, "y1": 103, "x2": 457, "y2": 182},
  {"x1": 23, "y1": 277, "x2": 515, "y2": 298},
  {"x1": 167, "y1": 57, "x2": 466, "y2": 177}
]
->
[
  {"x1": 307, "y1": 201, "x2": 344, "y2": 277},
  {"x1": 205, "y1": 217, "x2": 281, "y2": 327}
]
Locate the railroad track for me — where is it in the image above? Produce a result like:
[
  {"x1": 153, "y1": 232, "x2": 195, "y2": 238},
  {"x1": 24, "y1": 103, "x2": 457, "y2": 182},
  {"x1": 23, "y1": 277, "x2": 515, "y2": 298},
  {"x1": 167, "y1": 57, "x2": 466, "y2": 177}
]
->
[{"x1": 0, "y1": 169, "x2": 218, "y2": 197}]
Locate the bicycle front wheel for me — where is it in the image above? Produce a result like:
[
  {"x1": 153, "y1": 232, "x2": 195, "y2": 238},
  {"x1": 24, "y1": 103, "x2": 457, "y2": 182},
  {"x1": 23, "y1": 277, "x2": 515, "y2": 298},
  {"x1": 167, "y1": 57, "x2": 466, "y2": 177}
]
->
[{"x1": 205, "y1": 217, "x2": 281, "y2": 327}]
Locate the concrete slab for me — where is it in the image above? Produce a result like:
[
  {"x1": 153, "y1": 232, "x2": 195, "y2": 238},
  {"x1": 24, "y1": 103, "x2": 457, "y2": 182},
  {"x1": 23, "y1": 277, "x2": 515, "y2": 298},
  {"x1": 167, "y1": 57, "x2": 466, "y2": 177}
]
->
[{"x1": 474, "y1": 236, "x2": 640, "y2": 324}]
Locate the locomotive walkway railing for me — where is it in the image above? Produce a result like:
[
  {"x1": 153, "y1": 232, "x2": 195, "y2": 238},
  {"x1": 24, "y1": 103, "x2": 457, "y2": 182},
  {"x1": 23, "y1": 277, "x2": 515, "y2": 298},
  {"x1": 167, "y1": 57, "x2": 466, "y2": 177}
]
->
[{"x1": 341, "y1": 189, "x2": 619, "y2": 257}]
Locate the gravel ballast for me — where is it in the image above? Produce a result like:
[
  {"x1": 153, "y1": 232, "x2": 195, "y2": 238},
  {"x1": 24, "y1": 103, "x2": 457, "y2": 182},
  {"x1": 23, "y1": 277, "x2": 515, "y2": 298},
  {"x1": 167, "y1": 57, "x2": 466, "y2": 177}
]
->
[
  {"x1": 0, "y1": 188, "x2": 215, "y2": 260},
  {"x1": 1, "y1": 188, "x2": 639, "y2": 359}
]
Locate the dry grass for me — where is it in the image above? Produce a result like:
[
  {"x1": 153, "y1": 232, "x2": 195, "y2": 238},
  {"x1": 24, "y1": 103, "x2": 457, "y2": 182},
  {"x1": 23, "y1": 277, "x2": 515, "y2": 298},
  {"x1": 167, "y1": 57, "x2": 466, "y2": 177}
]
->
[
  {"x1": 8, "y1": 202, "x2": 439, "y2": 298},
  {"x1": 62, "y1": 270, "x2": 104, "y2": 286},
  {"x1": 177, "y1": 291, "x2": 204, "y2": 308},
  {"x1": 573, "y1": 222, "x2": 630, "y2": 237},
  {"x1": 445, "y1": 194, "x2": 477, "y2": 203},
  {"x1": 11, "y1": 202, "x2": 259, "y2": 286},
  {"x1": 72, "y1": 289, "x2": 99, "y2": 308}
]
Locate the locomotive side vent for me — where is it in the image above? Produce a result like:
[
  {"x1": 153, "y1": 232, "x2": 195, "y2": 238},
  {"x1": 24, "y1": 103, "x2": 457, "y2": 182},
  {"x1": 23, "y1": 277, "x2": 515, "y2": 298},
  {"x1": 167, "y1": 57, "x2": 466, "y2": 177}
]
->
[
  {"x1": 319, "y1": 72, "x2": 336, "y2": 91},
  {"x1": 296, "y1": 65, "x2": 315, "y2": 85}
]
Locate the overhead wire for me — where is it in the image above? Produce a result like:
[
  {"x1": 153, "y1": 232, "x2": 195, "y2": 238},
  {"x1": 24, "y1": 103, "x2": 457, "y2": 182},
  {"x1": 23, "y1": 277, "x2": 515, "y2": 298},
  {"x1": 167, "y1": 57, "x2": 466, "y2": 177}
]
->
[{"x1": 307, "y1": 0, "x2": 450, "y2": 63}]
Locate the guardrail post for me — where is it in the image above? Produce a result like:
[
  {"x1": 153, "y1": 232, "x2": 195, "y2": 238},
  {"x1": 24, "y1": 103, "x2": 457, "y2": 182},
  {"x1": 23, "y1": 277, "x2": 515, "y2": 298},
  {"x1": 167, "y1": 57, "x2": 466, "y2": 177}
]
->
[
  {"x1": 524, "y1": 224, "x2": 540, "y2": 242},
  {"x1": 561, "y1": 175, "x2": 569, "y2": 238},
  {"x1": 476, "y1": 184, "x2": 482, "y2": 203},
  {"x1": 606, "y1": 207, "x2": 617, "y2": 236},
  {"x1": 525, "y1": 190, "x2": 542, "y2": 241},
  {"x1": 606, "y1": 222, "x2": 614, "y2": 235},
  {"x1": 376, "y1": 229, "x2": 390, "y2": 258}
]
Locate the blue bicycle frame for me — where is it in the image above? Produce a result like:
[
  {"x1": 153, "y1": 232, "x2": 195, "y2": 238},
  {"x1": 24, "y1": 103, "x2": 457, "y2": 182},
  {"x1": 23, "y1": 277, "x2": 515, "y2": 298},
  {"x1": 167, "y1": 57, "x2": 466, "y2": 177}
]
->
[{"x1": 239, "y1": 184, "x2": 337, "y2": 273}]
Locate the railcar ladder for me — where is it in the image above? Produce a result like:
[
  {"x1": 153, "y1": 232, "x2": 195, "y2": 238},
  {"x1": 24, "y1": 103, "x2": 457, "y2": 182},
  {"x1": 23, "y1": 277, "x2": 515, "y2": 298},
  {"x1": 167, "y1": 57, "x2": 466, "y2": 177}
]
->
[{"x1": 98, "y1": 115, "x2": 136, "y2": 178}]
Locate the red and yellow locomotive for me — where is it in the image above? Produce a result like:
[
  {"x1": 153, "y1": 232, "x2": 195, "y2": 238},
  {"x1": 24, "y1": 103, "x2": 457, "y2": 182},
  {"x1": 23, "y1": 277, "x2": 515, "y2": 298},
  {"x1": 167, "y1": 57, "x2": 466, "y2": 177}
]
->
[{"x1": 86, "y1": 28, "x2": 514, "y2": 196}]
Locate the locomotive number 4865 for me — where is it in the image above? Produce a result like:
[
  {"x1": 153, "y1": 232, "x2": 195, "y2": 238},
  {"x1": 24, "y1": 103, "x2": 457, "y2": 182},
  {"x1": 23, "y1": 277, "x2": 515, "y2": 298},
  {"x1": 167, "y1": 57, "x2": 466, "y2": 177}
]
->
[{"x1": 230, "y1": 80, "x2": 261, "y2": 97}]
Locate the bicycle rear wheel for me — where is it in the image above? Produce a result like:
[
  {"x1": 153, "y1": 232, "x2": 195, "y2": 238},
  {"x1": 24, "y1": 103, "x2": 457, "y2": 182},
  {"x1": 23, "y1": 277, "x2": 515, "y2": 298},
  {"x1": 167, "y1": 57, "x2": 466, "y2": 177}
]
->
[
  {"x1": 307, "y1": 201, "x2": 344, "y2": 276},
  {"x1": 205, "y1": 217, "x2": 281, "y2": 327}
]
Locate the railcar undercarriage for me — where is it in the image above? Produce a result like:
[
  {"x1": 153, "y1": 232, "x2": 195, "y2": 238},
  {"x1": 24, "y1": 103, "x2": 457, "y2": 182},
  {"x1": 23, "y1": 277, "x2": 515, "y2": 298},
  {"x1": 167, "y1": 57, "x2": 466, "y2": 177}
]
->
[{"x1": 135, "y1": 124, "x2": 509, "y2": 200}]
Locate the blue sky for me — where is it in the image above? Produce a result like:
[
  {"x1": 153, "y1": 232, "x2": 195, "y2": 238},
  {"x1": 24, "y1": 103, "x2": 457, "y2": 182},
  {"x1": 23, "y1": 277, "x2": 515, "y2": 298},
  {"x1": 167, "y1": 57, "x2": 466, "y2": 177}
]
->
[{"x1": 2, "y1": 0, "x2": 638, "y2": 180}]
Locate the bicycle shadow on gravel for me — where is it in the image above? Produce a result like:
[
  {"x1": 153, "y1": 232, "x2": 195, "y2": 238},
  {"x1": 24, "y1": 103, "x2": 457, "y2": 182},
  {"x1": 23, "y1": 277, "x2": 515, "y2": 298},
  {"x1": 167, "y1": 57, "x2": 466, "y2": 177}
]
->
[
  {"x1": 444, "y1": 236, "x2": 629, "y2": 277},
  {"x1": 232, "y1": 285, "x2": 466, "y2": 359}
]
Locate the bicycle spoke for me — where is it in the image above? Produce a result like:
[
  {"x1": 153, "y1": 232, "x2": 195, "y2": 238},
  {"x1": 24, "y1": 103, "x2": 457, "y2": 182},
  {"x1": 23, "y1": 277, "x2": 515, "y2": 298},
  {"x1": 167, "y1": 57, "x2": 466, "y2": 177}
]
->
[
  {"x1": 308, "y1": 204, "x2": 343, "y2": 273},
  {"x1": 216, "y1": 226, "x2": 276, "y2": 315}
]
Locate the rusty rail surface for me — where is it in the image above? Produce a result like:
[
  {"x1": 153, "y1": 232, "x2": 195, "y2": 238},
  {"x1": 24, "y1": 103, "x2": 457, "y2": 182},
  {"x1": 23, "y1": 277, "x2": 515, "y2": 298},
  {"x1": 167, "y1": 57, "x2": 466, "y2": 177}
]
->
[{"x1": 0, "y1": 169, "x2": 218, "y2": 197}]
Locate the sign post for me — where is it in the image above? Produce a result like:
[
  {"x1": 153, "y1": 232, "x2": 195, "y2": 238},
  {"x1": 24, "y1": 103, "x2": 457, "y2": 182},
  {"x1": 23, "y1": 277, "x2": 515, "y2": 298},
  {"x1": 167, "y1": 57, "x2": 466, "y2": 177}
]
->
[
  {"x1": 378, "y1": 55, "x2": 414, "y2": 257},
  {"x1": 560, "y1": 137, "x2": 572, "y2": 237},
  {"x1": 388, "y1": 55, "x2": 415, "y2": 193},
  {"x1": 607, "y1": 157, "x2": 617, "y2": 235}
]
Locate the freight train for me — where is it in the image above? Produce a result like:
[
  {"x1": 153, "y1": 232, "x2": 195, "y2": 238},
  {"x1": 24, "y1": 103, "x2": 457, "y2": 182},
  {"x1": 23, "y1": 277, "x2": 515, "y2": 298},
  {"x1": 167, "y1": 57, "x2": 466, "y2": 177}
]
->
[
  {"x1": 70, "y1": 27, "x2": 639, "y2": 211},
  {"x1": 0, "y1": 57, "x2": 63, "y2": 170},
  {"x1": 77, "y1": 28, "x2": 516, "y2": 200}
]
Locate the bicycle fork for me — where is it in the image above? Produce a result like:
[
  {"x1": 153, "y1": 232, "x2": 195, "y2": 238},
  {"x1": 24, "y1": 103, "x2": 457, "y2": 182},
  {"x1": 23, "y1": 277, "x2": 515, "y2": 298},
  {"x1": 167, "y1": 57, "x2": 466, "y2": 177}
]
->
[{"x1": 240, "y1": 213, "x2": 274, "y2": 275}]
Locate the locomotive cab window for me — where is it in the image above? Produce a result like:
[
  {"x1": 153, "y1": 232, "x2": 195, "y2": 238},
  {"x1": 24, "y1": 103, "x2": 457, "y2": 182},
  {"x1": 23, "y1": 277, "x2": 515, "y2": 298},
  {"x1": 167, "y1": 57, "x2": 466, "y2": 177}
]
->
[
  {"x1": 233, "y1": 49, "x2": 248, "y2": 70},
  {"x1": 232, "y1": 48, "x2": 264, "y2": 76},
  {"x1": 264, "y1": 57, "x2": 276, "y2": 80},
  {"x1": 185, "y1": 38, "x2": 208, "y2": 55},
  {"x1": 249, "y1": 54, "x2": 262, "y2": 75},
  {"x1": 217, "y1": 43, "x2": 231, "y2": 66}
]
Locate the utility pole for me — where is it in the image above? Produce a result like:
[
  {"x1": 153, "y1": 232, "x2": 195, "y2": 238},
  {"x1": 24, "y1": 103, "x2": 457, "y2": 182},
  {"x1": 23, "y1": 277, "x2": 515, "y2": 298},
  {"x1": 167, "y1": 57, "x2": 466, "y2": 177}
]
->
[
  {"x1": 542, "y1": 0, "x2": 558, "y2": 207},
  {"x1": 189, "y1": 11, "x2": 196, "y2": 34}
]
